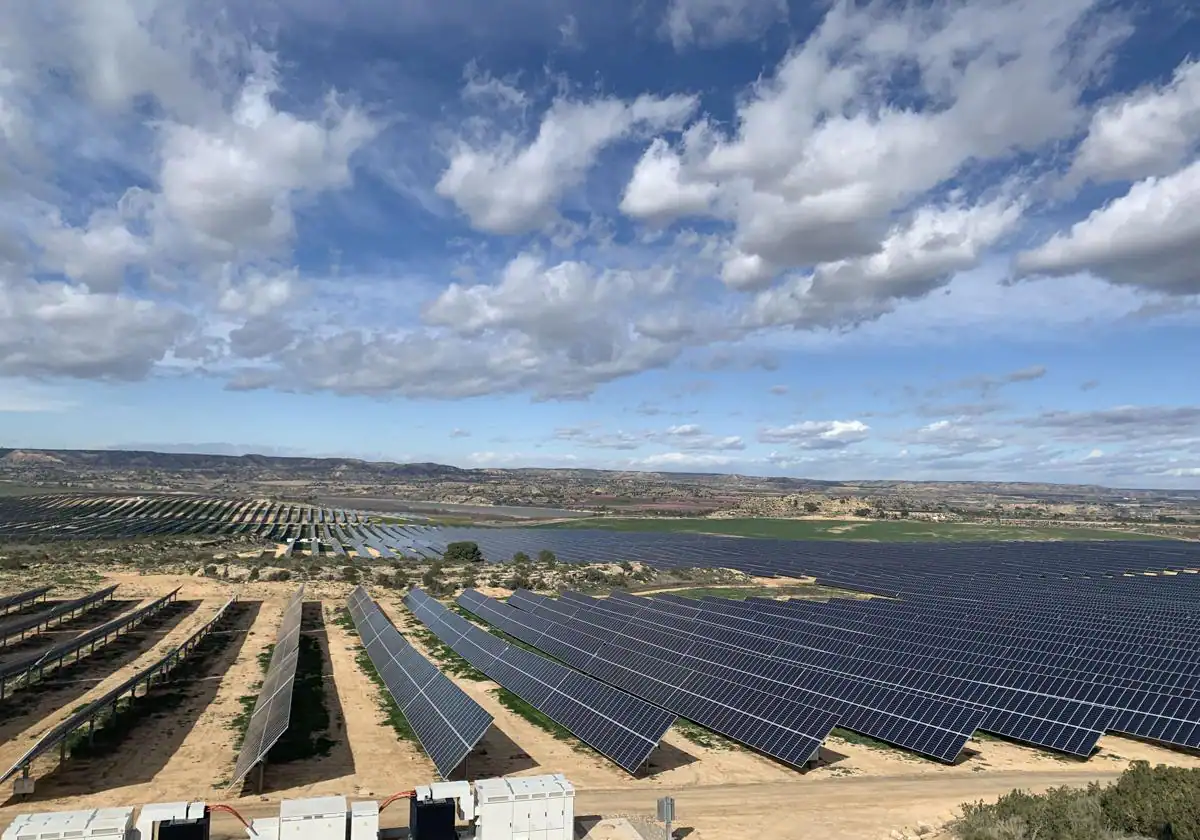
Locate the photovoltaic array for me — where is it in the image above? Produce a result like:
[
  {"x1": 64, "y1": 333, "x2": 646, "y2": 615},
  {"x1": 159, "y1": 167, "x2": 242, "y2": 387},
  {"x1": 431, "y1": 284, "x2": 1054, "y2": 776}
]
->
[
  {"x1": 0, "y1": 585, "x2": 119, "y2": 648},
  {"x1": 466, "y1": 588, "x2": 972, "y2": 765},
  {"x1": 0, "y1": 592, "x2": 234, "y2": 785},
  {"x1": 0, "y1": 586, "x2": 50, "y2": 617},
  {"x1": 228, "y1": 584, "x2": 305, "y2": 789},
  {"x1": 346, "y1": 585, "x2": 492, "y2": 778},
  {"x1": 0, "y1": 587, "x2": 180, "y2": 699},
  {"x1": 492, "y1": 579, "x2": 1200, "y2": 759},
  {"x1": 423, "y1": 528, "x2": 1200, "y2": 582},
  {"x1": 403, "y1": 587, "x2": 676, "y2": 773}
]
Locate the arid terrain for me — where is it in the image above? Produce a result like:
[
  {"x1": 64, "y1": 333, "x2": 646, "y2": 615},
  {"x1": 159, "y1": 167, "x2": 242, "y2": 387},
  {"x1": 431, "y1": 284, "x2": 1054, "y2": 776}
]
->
[
  {"x1": 4, "y1": 449, "x2": 1200, "y2": 537},
  {"x1": 2, "y1": 571, "x2": 1197, "y2": 840}
]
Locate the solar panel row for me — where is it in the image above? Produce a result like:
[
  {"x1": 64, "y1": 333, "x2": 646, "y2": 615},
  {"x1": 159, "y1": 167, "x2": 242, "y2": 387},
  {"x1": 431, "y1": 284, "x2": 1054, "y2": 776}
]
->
[
  {"x1": 725, "y1": 596, "x2": 1200, "y2": 750},
  {"x1": 227, "y1": 585, "x2": 306, "y2": 789},
  {"x1": 458, "y1": 589, "x2": 842, "y2": 766},
  {"x1": 0, "y1": 585, "x2": 119, "y2": 648},
  {"x1": 424, "y1": 529, "x2": 1200, "y2": 582},
  {"x1": 0, "y1": 594, "x2": 238, "y2": 785},
  {"x1": 0, "y1": 587, "x2": 181, "y2": 696},
  {"x1": 479, "y1": 588, "x2": 995, "y2": 763},
  {"x1": 346, "y1": 586, "x2": 492, "y2": 778},
  {"x1": 574, "y1": 590, "x2": 1113, "y2": 756},
  {"x1": 512, "y1": 586, "x2": 1200, "y2": 758},
  {"x1": 560, "y1": 591, "x2": 990, "y2": 753},
  {"x1": 0, "y1": 586, "x2": 51, "y2": 616},
  {"x1": 0, "y1": 495, "x2": 375, "y2": 544},
  {"x1": 403, "y1": 587, "x2": 676, "y2": 773}
]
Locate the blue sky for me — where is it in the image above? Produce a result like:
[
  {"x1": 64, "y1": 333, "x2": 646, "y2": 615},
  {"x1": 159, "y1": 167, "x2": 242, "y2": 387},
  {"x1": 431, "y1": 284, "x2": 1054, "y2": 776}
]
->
[{"x1": 1, "y1": 0, "x2": 1199, "y2": 488}]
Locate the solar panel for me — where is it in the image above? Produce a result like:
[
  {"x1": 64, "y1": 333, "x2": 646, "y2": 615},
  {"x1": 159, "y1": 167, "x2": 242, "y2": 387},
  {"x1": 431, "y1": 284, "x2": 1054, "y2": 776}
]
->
[
  {"x1": 227, "y1": 585, "x2": 306, "y2": 789},
  {"x1": 347, "y1": 586, "x2": 492, "y2": 777},
  {"x1": 403, "y1": 587, "x2": 675, "y2": 774},
  {"x1": 0, "y1": 588, "x2": 181, "y2": 695},
  {"x1": 0, "y1": 585, "x2": 119, "y2": 647},
  {"x1": 464, "y1": 590, "x2": 846, "y2": 767},
  {"x1": 0, "y1": 586, "x2": 51, "y2": 616},
  {"x1": 503, "y1": 589, "x2": 985, "y2": 763},
  {"x1": 0, "y1": 594, "x2": 238, "y2": 785},
  {"x1": 615, "y1": 594, "x2": 1112, "y2": 756}
]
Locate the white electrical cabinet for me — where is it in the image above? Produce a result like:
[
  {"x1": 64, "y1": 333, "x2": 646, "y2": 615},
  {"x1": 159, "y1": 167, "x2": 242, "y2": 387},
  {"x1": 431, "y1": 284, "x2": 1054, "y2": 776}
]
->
[
  {"x1": 3, "y1": 808, "x2": 136, "y2": 840},
  {"x1": 349, "y1": 800, "x2": 379, "y2": 840},
  {"x1": 279, "y1": 797, "x2": 347, "y2": 840},
  {"x1": 472, "y1": 774, "x2": 574, "y2": 840},
  {"x1": 0, "y1": 774, "x2": 583, "y2": 840},
  {"x1": 247, "y1": 817, "x2": 279, "y2": 840}
]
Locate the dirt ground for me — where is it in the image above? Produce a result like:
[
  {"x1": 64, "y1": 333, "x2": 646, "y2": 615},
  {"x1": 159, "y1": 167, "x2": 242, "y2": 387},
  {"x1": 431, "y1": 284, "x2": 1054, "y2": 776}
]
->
[{"x1": 1, "y1": 574, "x2": 1198, "y2": 840}]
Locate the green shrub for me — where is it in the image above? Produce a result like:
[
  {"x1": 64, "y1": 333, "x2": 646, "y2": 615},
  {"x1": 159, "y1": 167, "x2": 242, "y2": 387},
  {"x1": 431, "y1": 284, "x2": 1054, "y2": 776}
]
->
[
  {"x1": 955, "y1": 787, "x2": 1122, "y2": 840},
  {"x1": 951, "y1": 762, "x2": 1200, "y2": 840},
  {"x1": 1101, "y1": 761, "x2": 1200, "y2": 839},
  {"x1": 444, "y1": 542, "x2": 484, "y2": 564}
]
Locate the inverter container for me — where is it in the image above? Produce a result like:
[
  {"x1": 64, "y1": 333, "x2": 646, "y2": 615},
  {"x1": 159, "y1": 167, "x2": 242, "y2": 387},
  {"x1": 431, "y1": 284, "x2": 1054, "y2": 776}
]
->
[{"x1": 472, "y1": 774, "x2": 574, "y2": 840}]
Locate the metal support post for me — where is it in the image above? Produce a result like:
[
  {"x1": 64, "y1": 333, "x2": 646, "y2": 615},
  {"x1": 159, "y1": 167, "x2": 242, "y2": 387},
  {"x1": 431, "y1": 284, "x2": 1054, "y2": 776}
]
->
[{"x1": 657, "y1": 797, "x2": 675, "y2": 840}]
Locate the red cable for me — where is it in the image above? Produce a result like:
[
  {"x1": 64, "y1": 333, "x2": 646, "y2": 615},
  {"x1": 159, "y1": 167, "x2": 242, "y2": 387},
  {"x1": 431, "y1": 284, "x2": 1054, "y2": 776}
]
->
[
  {"x1": 378, "y1": 791, "x2": 416, "y2": 813},
  {"x1": 208, "y1": 804, "x2": 257, "y2": 835}
]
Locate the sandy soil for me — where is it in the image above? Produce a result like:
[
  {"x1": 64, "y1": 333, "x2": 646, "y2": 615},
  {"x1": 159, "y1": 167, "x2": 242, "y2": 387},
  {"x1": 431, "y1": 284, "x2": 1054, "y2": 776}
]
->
[{"x1": 2, "y1": 576, "x2": 1199, "y2": 840}]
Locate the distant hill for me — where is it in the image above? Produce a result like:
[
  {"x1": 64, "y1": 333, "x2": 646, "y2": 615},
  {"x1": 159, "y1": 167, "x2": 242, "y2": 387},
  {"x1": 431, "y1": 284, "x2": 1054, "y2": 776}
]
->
[
  {"x1": 0, "y1": 448, "x2": 466, "y2": 478},
  {"x1": 1, "y1": 447, "x2": 1197, "y2": 504}
]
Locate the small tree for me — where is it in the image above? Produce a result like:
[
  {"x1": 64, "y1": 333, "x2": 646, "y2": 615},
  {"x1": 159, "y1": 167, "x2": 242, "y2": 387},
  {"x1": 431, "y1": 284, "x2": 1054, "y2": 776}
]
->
[
  {"x1": 802, "y1": 501, "x2": 820, "y2": 513},
  {"x1": 444, "y1": 541, "x2": 484, "y2": 564},
  {"x1": 460, "y1": 567, "x2": 478, "y2": 590},
  {"x1": 537, "y1": 549, "x2": 557, "y2": 567},
  {"x1": 512, "y1": 551, "x2": 531, "y2": 564},
  {"x1": 422, "y1": 562, "x2": 443, "y2": 592}
]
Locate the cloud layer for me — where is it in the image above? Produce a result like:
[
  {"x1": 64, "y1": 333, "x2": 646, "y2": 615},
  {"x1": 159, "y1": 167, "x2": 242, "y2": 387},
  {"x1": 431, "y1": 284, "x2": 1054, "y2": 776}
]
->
[{"x1": 1, "y1": 0, "x2": 1198, "y2": 485}]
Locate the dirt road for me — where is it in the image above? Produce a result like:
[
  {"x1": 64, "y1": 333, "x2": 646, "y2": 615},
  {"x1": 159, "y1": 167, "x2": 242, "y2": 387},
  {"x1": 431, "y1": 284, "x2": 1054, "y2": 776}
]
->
[
  {"x1": 186, "y1": 769, "x2": 1125, "y2": 840},
  {"x1": 570, "y1": 770, "x2": 1125, "y2": 838}
]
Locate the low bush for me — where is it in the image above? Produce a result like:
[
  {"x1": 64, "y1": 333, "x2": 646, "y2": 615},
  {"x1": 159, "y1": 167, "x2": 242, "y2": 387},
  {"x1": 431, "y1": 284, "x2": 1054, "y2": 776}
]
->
[{"x1": 951, "y1": 761, "x2": 1200, "y2": 840}]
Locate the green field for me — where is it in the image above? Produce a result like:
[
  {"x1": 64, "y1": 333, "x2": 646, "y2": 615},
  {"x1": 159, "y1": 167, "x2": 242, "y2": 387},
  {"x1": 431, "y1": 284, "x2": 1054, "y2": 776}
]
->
[{"x1": 537, "y1": 517, "x2": 1155, "y2": 542}]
